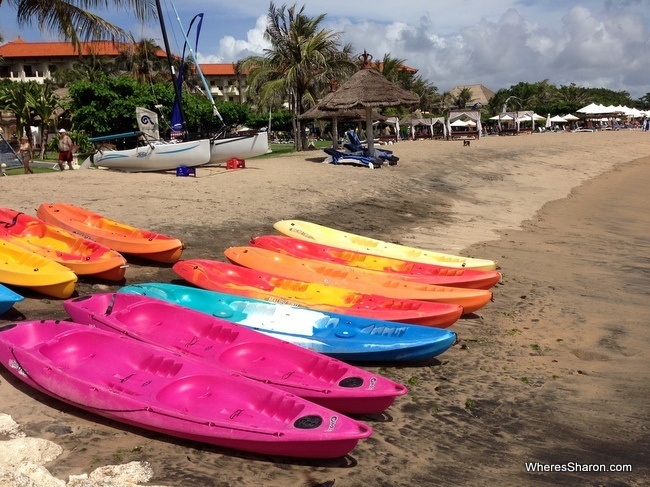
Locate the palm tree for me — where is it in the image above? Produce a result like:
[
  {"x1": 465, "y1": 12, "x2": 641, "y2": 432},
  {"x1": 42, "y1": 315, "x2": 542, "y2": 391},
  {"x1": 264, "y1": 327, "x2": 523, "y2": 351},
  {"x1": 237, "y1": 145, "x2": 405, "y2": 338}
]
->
[
  {"x1": 116, "y1": 38, "x2": 169, "y2": 84},
  {"x1": 25, "y1": 83, "x2": 61, "y2": 157},
  {"x1": 452, "y1": 87, "x2": 474, "y2": 109},
  {"x1": 53, "y1": 52, "x2": 118, "y2": 86},
  {"x1": 239, "y1": 2, "x2": 355, "y2": 151},
  {"x1": 0, "y1": 80, "x2": 36, "y2": 140},
  {"x1": 0, "y1": 0, "x2": 156, "y2": 48}
]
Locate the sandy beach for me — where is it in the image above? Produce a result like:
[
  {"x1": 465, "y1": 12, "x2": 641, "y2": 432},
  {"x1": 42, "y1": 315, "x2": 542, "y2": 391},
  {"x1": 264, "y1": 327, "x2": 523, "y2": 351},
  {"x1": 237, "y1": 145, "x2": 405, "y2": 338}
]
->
[{"x1": 0, "y1": 130, "x2": 648, "y2": 486}]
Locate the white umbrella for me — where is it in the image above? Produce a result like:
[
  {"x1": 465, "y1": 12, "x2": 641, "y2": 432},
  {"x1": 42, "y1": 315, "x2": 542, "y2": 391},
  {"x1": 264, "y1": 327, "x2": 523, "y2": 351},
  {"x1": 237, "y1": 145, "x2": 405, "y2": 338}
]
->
[
  {"x1": 549, "y1": 115, "x2": 567, "y2": 123},
  {"x1": 562, "y1": 114, "x2": 580, "y2": 121},
  {"x1": 450, "y1": 119, "x2": 469, "y2": 127}
]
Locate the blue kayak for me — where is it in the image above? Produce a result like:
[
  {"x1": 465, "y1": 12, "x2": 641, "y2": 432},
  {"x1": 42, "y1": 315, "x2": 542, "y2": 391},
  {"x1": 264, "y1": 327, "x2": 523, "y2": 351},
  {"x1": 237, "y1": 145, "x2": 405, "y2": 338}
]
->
[
  {"x1": 0, "y1": 284, "x2": 23, "y2": 314},
  {"x1": 118, "y1": 282, "x2": 457, "y2": 362}
]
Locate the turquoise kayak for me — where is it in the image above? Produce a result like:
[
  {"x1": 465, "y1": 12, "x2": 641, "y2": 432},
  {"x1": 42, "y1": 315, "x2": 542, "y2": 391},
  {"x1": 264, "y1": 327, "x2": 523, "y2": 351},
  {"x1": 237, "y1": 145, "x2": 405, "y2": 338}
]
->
[{"x1": 118, "y1": 282, "x2": 457, "y2": 363}]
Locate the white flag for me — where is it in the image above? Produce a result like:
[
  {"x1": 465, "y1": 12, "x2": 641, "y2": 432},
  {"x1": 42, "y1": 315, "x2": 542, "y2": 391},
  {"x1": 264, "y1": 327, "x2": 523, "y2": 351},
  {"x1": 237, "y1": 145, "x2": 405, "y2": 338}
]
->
[{"x1": 136, "y1": 107, "x2": 160, "y2": 141}]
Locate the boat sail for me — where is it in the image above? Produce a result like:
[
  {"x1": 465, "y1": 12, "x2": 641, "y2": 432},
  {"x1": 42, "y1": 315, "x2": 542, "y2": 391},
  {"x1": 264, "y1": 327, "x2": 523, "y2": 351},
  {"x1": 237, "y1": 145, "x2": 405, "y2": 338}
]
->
[
  {"x1": 167, "y1": 3, "x2": 269, "y2": 163},
  {"x1": 85, "y1": 1, "x2": 267, "y2": 172}
]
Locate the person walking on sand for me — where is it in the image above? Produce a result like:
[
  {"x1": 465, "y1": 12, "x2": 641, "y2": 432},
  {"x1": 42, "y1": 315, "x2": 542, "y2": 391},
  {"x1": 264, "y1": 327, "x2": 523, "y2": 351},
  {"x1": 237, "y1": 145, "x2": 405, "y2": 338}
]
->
[
  {"x1": 57, "y1": 129, "x2": 75, "y2": 171},
  {"x1": 19, "y1": 136, "x2": 34, "y2": 174}
]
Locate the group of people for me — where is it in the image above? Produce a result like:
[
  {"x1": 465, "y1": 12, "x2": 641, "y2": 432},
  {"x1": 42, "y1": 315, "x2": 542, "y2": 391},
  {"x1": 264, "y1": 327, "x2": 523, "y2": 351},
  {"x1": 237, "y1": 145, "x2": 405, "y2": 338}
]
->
[{"x1": 15, "y1": 128, "x2": 75, "y2": 174}]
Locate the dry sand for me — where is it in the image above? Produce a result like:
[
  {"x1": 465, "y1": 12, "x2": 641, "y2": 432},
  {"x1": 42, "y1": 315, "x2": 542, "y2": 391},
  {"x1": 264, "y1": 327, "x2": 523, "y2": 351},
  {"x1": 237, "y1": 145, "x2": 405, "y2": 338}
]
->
[{"x1": 0, "y1": 130, "x2": 648, "y2": 486}]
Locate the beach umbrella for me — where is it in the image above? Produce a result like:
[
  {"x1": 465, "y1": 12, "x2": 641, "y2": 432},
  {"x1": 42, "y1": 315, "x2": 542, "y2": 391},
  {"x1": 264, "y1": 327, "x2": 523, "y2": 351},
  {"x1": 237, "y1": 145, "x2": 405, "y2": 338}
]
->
[
  {"x1": 317, "y1": 50, "x2": 419, "y2": 156},
  {"x1": 450, "y1": 119, "x2": 469, "y2": 127},
  {"x1": 562, "y1": 114, "x2": 580, "y2": 121},
  {"x1": 549, "y1": 115, "x2": 567, "y2": 123}
]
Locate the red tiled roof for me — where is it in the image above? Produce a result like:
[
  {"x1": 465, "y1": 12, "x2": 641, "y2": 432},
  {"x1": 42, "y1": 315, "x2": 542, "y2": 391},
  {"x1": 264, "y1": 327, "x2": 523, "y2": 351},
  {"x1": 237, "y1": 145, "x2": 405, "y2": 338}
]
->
[
  {"x1": 0, "y1": 37, "x2": 166, "y2": 58},
  {"x1": 200, "y1": 64, "x2": 236, "y2": 76}
]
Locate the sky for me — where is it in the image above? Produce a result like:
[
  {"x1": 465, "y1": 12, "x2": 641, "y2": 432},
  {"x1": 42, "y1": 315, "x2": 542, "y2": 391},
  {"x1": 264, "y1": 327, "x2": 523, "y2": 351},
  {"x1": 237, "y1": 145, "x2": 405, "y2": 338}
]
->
[{"x1": 1, "y1": 0, "x2": 650, "y2": 99}]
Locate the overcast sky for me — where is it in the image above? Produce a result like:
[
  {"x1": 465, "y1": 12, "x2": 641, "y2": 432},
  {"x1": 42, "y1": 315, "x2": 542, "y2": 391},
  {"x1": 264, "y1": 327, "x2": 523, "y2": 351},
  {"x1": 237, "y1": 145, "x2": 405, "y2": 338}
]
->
[{"x1": 1, "y1": 0, "x2": 649, "y2": 98}]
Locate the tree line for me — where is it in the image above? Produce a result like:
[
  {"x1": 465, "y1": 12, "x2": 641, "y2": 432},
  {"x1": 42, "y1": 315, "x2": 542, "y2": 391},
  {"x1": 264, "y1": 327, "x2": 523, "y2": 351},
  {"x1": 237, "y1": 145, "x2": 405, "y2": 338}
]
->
[{"x1": 1, "y1": 1, "x2": 648, "y2": 153}]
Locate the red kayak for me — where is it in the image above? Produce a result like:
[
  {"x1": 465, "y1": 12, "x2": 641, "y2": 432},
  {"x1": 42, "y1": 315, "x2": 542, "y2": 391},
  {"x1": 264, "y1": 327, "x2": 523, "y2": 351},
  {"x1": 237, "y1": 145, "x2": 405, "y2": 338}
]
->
[
  {"x1": 250, "y1": 235, "x2": 501, "y2": 290},
  {"x1": 173, "y1": 259, "x2": 463, "y2": 328}
]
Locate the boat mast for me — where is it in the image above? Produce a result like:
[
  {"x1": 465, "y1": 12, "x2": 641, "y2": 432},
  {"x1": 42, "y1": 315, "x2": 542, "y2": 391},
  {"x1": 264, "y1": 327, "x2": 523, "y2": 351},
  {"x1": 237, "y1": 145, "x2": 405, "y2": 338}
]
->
[
  {"x1": 155, "y1": 0, "x2": 187, "y2": 139},
  {"x1": 168, "y1": 4, "x2": 224, "y2": 125}
]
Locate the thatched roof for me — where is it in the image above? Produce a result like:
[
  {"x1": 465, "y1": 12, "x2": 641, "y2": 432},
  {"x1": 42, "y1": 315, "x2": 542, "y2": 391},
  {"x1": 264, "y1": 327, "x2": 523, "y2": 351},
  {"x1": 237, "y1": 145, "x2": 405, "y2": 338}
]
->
[
  {"x1": 318, "y1": 51, "x2": 420, "y2": 111},
  {"x1": 299, "y1": 104, "x2": 386, "y2": 121}
]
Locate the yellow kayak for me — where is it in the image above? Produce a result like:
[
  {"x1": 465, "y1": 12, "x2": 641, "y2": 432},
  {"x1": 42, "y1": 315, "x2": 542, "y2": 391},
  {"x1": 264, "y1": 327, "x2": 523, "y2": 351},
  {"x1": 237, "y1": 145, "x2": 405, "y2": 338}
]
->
[
  {"x1": 274, "y1": 220, "x2": 498, "y2": 271},
  {"x1": 0, "y1": 239, "x2": 77, "y2": 298}
]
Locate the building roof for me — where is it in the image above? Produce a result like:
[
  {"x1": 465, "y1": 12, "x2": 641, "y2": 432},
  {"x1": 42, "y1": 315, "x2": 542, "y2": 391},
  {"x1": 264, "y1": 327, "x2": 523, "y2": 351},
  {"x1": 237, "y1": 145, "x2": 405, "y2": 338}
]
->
[
  {"x1": 200, "y1": 64, "x2": 236, "y2": 76},
  {"x1": 0, "y1": 37, "x2": 166, "y2": 58},
  {"x1": 449, "y1": 84, "x2": 496, "y2": 106}
]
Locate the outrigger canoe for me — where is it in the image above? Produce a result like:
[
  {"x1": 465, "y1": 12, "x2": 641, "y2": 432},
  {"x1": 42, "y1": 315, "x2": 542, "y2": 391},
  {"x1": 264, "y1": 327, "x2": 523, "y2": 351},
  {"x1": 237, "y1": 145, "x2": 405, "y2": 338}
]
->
[
  {"x1": 0, "y1": 320, "x2": 371, "y2": 458},
  {"x1": 0, "y1": 284, "x2": 23, "y2": 314},
  {"x1": 0, "y1": 239, "x2": 77, "y2": 298},
  {"x1": 37, "y1": 203, "x2": 183, "y2": 264},
  {"x1": 64, "y1": 292, "x2": 407, "y2": 414},
  {"x1": 274, "y1": 220, "x2": 498, "y2": 271},
  {"x1": 250, "y1": 235, "x2": 501, "y2": 290},
  {"x1": 0, "y1": 208, "x2": 127, "y2": 281},
  {"x1": 172, "y1": 259, "x2": 463, "y2": 327},
  {"x1": 119, "y1": 282, "x2": 458, "y2": 362},
  {"x1": 225, "y1": 246, "x2": 492, "y2": 314}
]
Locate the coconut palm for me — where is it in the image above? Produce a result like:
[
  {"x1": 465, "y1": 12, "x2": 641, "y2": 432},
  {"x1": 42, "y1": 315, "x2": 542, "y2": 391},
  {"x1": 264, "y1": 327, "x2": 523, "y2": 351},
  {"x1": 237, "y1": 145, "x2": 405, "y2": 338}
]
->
[
  {"x1": 239, "y1": 2, "x2": 355, "y2": 151},
  {"x1": 25, "y1": 83, "x2": 61, "y2": 157},
  {"x1": 0, "y1": 0, "x2": 155, "y2": 48},
  {"x1": 0, "y1": 80, "x2": 36, "y2": 140}
]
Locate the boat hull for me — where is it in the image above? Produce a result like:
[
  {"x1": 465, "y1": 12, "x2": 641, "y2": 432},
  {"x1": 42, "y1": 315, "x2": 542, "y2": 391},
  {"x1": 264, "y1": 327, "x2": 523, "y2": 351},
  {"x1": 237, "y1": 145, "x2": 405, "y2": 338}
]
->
[
  {"x1": 63, "y1": 292, "x2": 407, "y2": 414},
  {"x1": 119, "y1": 282, "x2": 457, "y2": 362},
  {"x1": 0, "y1": 320, "x2": 371, "y2": 458},
  {"x1": 0, "y1": 284, "x2": 23, "y2": 314},
  {"x1": 0, "y1": 208, "x2": 127, "y2": 281},
  {"x1": 250, "y1": 235, "x2": 501, "y2": 289},
  {"x1": 172, "y1": 259, "x2": 463, "y2": 327},
  {"x1": 37, "y1": 203, "x2": 183, "y2": 264},
  {"x1": 0, "y1": 239, "x2": 77, "y2": 298},
  {"x1": 274, "y1": 219, "x2": 498, "y2": 271},
  {"x1": 92, "y1": 139, "x2": 211, "y2": 172},
  {"x1": 225, "y1": 246, "x2": 492, "y2": 314},
  {"x1": 210, "y1": 131, "x2": 269, "y2": 163}
]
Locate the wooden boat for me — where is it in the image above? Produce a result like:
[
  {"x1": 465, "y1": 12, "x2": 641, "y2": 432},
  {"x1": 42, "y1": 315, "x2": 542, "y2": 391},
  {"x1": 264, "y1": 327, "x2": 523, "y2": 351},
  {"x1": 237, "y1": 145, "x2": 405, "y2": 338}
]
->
[
  {"x1": 250, "y1": 235, "x2": 502, "y2": 290},
  {"x1": 89, "y1": 137, "x2": 212, "y2": 172},
  {"x1": 0, "y1": 284, "x2": 23, "y2": 314},
  {"x1": 172, "y1": 259, "x2": 463, "y2": 327},
  {"x1": 64, "y1": 292, "x2": 407, "y2": 414},
  {"x1": 0, "y1": 208, "x2": 127, "y2": 281},
  {"x1": 274, "y1": 220, "x2": 498, "y2": 271},
  {"x1": 225, "y1": 246, "x2": 492, "y2": 314},
  {"x1": 119, "y1": 282, "x2": 458, "y2": 362},
  {"x1": 36, "y1": 203, "x2": 183, "y2": 264},
  {"x1": 0, "y1": 320, "x2": 371, "y2": 458},
  {"x1": 0, "y1": 239, "x2": 77, "y2": 298}
]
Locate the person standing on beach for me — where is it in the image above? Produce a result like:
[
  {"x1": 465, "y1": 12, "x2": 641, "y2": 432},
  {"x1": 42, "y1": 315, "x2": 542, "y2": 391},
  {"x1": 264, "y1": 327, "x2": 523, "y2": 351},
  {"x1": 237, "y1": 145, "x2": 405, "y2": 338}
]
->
[
  {"x1": 19, "y1": 136, "x2": 34, "y2": 174},
  {"x1": 57, "y1": 129, "x2": 75, "y2": 171}
]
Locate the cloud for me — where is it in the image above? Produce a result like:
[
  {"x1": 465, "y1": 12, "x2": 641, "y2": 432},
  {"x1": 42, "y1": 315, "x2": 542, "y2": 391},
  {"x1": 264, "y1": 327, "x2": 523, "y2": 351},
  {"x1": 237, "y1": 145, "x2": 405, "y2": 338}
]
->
[
  {"x1": 186, "y1": 2, "x2": 649, "y2": 98},
  {"x1": 197, "y1": 15, "x2": 270, "y2": 63}
]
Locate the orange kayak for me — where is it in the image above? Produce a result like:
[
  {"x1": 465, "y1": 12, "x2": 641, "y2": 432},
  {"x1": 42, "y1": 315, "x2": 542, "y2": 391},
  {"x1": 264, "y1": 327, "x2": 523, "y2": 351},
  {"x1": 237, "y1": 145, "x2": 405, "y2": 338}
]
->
[
  {"x1": 250, "y1": 235, "x2": 501, "y2": 290},
  {"x1": 172, "y1": 259, "x2": 463, "y2": 328},
  {"x1": 0, "y1": 239, "x2": 77, "y2": 298},
  {"x1": 225, "y1": 246, "x2": 492, "y2": 314},
  {"x1": 0, "y1": 208, "x2": 127, "y2": 281},
  {"x1": 37, "y1": 203, "x2": 183, "y2": 264}
]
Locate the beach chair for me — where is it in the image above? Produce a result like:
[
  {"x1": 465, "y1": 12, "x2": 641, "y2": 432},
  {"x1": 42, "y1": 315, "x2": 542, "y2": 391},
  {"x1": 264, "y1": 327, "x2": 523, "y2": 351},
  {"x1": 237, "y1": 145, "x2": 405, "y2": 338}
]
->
[
  {"x1": 344, "y1": 130, "x2": 399, "y2": 165},
  {"x1": 323, "y1": 148, "x2": 382, "y2": 169}
]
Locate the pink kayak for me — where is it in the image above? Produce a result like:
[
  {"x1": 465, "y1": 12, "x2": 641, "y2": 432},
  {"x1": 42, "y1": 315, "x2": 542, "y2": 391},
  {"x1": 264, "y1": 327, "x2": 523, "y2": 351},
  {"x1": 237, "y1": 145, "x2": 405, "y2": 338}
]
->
[
  {"x1": 0, "y1": 320, "x2": 371, "y2": 458},
  {"x1": 64, "y1": 292, "x2": 407, "y2": 414}
]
